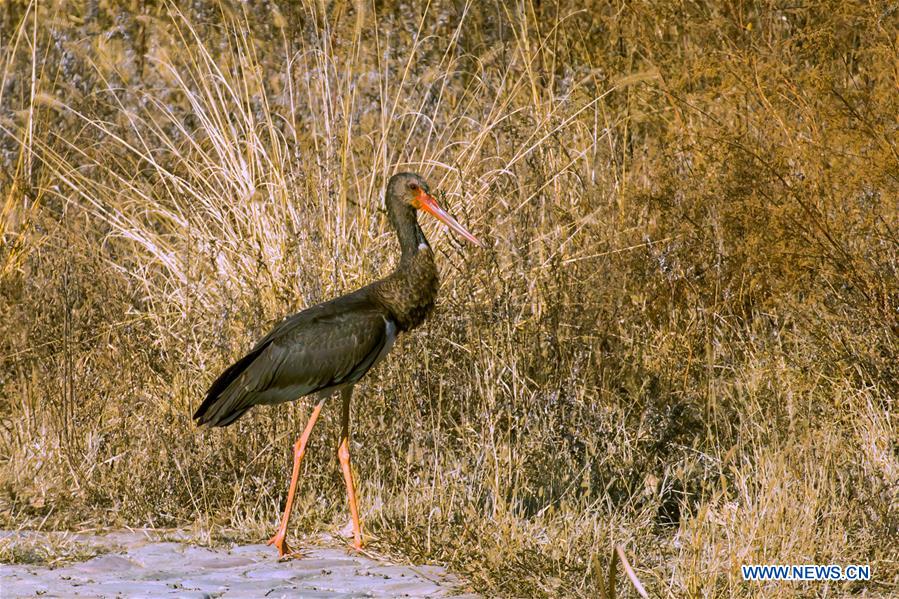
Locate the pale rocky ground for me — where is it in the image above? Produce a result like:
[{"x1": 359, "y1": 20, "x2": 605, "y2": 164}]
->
[{"x1": 0, "y1": 530, "x2": 476, "y2": 598}]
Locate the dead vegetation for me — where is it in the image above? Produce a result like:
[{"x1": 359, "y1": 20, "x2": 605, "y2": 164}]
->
[{"x1": 1, "y1": 1, "x2": 897, "y2": 596}]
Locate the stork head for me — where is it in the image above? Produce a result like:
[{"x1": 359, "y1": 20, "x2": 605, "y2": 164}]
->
[{"x1": 386, "y1": 173, "x2": 482, "y2": 247}]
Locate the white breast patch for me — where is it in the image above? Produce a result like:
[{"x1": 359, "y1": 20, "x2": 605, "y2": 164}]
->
[{"x1": 373, "y1": 317, "x2": 398, "y2": 368}]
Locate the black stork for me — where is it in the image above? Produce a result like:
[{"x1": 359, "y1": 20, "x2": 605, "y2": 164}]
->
[{"x1": 193, "y1": 173, "x2": 481, "y2": 557}]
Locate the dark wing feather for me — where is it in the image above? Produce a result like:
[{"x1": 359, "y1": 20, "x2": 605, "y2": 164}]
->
[
  {"x1": 194, "y1": 291, "x2": 390, "y2": 427},
  {"x1": 197, "y1": 341, "x2": 274, "y2": 415}
]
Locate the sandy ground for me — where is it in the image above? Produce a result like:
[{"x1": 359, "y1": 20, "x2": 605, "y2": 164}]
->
[{"x1": 0, "y1": 530, "x2": 475, "y2": 598}]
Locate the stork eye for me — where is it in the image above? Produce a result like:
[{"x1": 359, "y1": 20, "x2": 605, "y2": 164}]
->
[{"x1": 408, "y1": 182, "x2": 418, "y2": 191}]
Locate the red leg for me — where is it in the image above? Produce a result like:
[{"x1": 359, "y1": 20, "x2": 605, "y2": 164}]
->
[
  {"x1": 338, "y1": 387, "x2": 363, "y2": 550},
  {"x1": 267, "y1": 400, "x2": 324, "y2": 558}
]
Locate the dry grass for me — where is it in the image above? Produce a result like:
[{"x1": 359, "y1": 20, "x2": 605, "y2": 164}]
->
[
  {"x1": 0, "y1": 531, "x2": 107, "y2": 566},
  {"x1": 1, "y1": 1, "x2": 897, "y2": 596}
]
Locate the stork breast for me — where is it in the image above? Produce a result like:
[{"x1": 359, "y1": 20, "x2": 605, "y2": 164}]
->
[{"x1": 373, "y1": 317, "x2": 398, "y2": 368}]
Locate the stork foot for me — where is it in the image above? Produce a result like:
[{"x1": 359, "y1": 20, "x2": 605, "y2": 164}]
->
[
  {"x1": 338, "y1": 519, "x2": 364, "y2": 551},
  {"x1": 266, "y1": 532, "x2": 294, "y2": 559}
]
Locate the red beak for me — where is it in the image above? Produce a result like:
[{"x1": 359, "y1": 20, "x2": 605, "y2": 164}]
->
[{"x1": 414, "y1": 191, "x2": 483, "y2": 247}]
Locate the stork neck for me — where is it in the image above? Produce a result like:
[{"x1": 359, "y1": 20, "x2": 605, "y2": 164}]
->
[{"x1": 389, "y1": 205, "x2": 430, "y2": 260}]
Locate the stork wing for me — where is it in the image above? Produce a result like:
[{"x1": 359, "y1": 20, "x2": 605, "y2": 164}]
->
[{"x1": 194, "y1": 293, "x2": 392, "y2": 427}]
